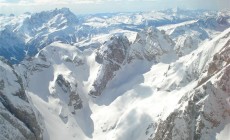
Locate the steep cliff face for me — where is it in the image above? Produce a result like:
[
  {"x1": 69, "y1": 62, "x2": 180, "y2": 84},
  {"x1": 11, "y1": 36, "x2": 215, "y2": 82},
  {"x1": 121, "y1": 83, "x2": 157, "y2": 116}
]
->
[
  {"x1": 151, "y1": 28, "x2": 230, "y2": 140},
  {"x1": 89, "y1": 35, "x2": 130, "y2": 97},
  {"x1": 128, "y1": 27, "x2": 175, "y2": 62},
  {"x1": 90, "y1": 27, "x2": 176, "y2": 97},
  {"x1": 55, "y1": 74, "x2": 83, "y2": 114},
  {"x1": 0, "y1": 59, "x2": 43, "y2": 140},
  {"x1": 153, "y1": 66, "x2": 230, "y2": 140}
]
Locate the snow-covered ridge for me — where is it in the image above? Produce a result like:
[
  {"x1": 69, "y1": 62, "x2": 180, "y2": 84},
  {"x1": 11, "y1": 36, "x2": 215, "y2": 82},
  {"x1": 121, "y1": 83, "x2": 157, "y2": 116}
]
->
[
  {"x1": 0, "y1": 58, "x2": 44, "y2": 140},
  {"x1": 12, "y1": 25, "x2": 230, "y2": 140},
  {"x1": 158, "y1": 12, "x2": 230, "y2": 56},
  {"x1": 0, "y1": 8, "x2": 225, "y2": 64},
  {"x1": 153, "y1": 27, "x2": 230, "y2": 140},
  {"x1": 0, "y1": 8, "x2": 230, "y2": 140}
]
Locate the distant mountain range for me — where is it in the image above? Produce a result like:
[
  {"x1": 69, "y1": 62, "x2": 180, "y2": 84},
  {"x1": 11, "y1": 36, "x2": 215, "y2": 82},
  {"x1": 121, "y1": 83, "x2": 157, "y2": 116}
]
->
[
  {"x1": 0, "y1": 8, "x2": 230, "y2": 140},
  {"x1": 0, "y1": 8, "x2": 223, "y2": 63}
]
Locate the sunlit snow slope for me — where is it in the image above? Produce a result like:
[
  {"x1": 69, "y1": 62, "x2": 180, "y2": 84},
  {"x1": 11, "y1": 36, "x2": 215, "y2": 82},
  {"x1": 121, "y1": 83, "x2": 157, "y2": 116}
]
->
[{"x1": 0, "y1": 8, "x2": 230, "y2": 140}]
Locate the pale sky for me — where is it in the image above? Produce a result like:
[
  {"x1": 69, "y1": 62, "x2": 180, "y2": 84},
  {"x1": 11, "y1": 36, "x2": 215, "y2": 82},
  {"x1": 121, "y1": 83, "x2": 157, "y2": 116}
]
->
[{"x1": 0, "y1": 0, "x2": 229, "y2": 15}]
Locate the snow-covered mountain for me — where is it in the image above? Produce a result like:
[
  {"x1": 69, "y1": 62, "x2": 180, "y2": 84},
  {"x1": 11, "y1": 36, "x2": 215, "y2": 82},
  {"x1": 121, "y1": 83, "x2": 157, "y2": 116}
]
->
[
  {"x1": 0, "y1": 8, "x2": 230, "y2": 140},
  {"x1": 0, "y1": 8, "x2": 221, "y2": 64},
  {"x1": 0, "y1": 58, "x2": 44, "y2": 140},
  {"x1": 158, "y1": 11, "x2": 230, "y2": 56}
]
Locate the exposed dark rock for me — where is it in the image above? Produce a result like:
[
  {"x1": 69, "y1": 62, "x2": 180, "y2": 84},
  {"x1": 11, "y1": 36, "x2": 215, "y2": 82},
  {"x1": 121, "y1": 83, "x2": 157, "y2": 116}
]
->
[
  {"x1": 0, "y1": 60, "x2": 43, "y2": 140},
  {"x1": 89, "y1": 35, "x2": 130, "y2": 96},
  {"x1": 55, "y1": 74, "x2": 83, "y2": 113}
]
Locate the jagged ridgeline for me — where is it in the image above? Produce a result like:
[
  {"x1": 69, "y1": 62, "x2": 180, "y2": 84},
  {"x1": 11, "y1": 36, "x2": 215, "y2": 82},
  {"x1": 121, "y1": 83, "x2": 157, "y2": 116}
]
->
[
  {"x1": 0, "y1": 8, "x2": 220, "y2": 64},
  {"x1": 0, "y1": 8, "x2": 230, "y2": 140}
]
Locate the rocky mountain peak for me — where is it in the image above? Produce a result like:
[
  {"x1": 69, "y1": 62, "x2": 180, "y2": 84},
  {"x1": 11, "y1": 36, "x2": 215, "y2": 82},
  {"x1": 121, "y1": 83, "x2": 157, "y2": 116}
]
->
[
  {"x1": 128, "y1": 26, "x2": 175, "y2": 62},
  {"x1": 22, "y1": 8, "x2": 78, "y2": 30},
  {"x1": 96, "y1": 35, "x2": 130, "y2": 64},
  {"x1": 90, "y1": 35, "x2": 130, "y2": 97}
]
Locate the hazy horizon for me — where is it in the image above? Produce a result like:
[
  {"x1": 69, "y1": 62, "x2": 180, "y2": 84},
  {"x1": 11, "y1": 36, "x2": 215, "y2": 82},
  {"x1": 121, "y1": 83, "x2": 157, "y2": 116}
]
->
[{"x1": 0, "y1": 0, "x2": 229, "y2": 15}]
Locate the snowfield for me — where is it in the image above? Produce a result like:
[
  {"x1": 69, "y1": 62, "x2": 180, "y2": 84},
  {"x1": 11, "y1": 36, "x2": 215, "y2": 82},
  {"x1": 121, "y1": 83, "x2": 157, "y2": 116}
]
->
[{"x1": 0, "y1": 8, "x2": 230, "y2": 140}]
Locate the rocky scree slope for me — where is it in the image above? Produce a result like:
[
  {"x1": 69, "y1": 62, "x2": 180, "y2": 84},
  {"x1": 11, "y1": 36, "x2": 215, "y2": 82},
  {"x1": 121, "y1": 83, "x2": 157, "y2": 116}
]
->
[{"x1": 0, "y1": 58, "x2": 44, "y2": 140}]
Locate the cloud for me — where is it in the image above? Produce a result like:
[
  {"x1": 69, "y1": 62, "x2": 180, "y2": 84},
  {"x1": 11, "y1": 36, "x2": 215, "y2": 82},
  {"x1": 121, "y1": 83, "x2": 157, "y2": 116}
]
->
[
  {"x1": 0, "y1": 0, "x2": 229, "y2": 15},
  {"x1": 178, "y1": 0, "x2": 229, "y2": 10},
  {"x1": 5, "y1": 0, "x2": 20, "y2": 2},
  {"x1": 1, "y1": 0, "x2": 89, "y2": 5},
  {"x1": 1, "y1": 0, "x2": 228, "y2": 9},
  {"x1": 1, "y1": 0, "x2": 156, "y2": 5}
]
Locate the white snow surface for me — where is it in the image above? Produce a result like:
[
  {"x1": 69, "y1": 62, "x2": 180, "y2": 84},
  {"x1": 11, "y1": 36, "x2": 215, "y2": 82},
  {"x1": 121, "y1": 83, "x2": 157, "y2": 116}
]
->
[
  {"x1": 14, "y1": 25, "x2": 230, "y2": 140},
  {"x1": 0, "y1": 8, "x2": 229, "y2": 140}
]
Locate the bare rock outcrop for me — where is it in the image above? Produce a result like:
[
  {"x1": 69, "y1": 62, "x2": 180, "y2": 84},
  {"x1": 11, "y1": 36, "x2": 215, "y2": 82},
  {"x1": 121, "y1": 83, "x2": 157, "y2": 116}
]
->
[
  {"x1": 0, "y1": 59, "x2": 43, "y2": 140},
  {"x1": 89, "y1": 35, "x2": 130, "y2": 96}
]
